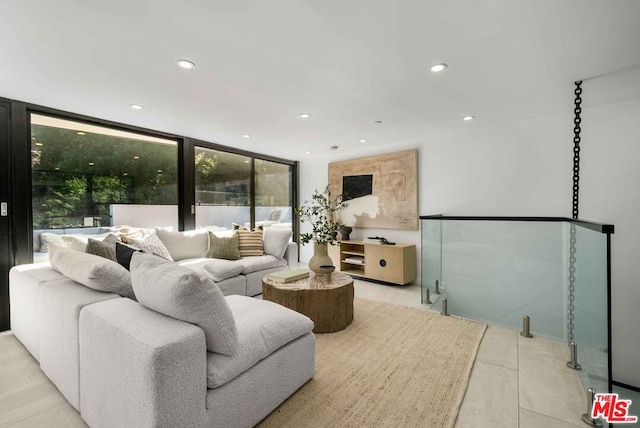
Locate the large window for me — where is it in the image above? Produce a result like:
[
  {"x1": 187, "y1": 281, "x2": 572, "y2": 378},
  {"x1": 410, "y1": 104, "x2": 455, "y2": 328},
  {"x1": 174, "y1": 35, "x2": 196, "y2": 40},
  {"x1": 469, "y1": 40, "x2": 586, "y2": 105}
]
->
[
  {"x1": 194, "y1": 147, "x2": 251, "y2": 229},
  {"x1": 31, "y1": 114, "x2": 178, "y2": 259}
]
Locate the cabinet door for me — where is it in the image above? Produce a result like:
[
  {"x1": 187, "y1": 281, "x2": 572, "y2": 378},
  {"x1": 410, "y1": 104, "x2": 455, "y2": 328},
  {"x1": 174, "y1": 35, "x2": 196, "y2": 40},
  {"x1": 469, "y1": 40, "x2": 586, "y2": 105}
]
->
[
  {"x1": 364, "y1": 245, "x2": 384, "y2": 280},
  {"x1": 380, "y1": 246, "x2": 404, "y2": 284}
]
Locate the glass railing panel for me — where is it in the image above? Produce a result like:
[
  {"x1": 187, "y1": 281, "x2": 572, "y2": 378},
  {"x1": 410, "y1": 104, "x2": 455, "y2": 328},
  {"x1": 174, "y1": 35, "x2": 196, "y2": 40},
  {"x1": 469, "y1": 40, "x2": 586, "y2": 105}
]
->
[
  {"x1": 570, "y1": 224, "x2": 609, "y2": 394},
  {"x1": 421, "y1": 219, "x2": 443, "y2": 305},
  {"x1": 440, "y1": 220, "x2": 566, "y2": 338},
  {"x1": 420, "y1": 216, "x2": 612, "y2": 394}
]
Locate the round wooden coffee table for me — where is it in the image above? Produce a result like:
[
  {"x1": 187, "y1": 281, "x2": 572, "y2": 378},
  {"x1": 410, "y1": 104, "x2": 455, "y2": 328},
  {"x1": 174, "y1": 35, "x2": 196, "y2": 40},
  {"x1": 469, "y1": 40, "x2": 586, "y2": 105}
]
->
[{"x1": 262, "y1": 271, "x2": 354, "y2": 333}]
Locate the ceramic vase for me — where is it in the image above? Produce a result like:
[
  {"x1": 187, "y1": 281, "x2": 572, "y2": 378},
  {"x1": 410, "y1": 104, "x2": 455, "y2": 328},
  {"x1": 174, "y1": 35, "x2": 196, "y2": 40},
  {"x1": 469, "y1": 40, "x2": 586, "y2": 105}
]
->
[{"x1": 309, "y1": 242, "x2": 334, "y2": 279}]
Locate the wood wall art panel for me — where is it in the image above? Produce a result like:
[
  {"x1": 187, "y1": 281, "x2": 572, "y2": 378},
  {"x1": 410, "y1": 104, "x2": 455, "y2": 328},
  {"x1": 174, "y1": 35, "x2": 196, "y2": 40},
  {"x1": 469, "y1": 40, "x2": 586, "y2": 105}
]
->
[{"x1": 328, "y1": 149, "x2": 418, "y2": 230}]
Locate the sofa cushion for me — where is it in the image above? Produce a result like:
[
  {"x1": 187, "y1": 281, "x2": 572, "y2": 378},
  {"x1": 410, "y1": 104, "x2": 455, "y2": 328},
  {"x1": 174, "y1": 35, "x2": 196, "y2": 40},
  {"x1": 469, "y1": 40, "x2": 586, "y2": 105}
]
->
[
  {"x1": 130, "y1": 252, "x2": 238, "y2": 356},
  {"x1": 208, "y1": 232, "x2": 240, "y2": 260},
  {"x1": 178, "y1": 258, "x2": 245, "y2": 282},
  {"x1": 48, "y1": 244, "x2": 135, "y2": 299},
  {"x1": 155, "y1": 229, "x2": 209, "y2": 261},
  {"x1": 206, "y1": 295, "x2": 314, "y2": 388},
  {"x1": 262, "y1": 227, "x2": 293, "y2": 259},
  {"x1": 239, "y1": 255, "x2": 287, "y2": 274},
  {"x1": 232, "y1": 225, "x2": 263, "y2": 257},
  {"x1": 129, "y1": 232, "x2": 173, "y2": 261}
]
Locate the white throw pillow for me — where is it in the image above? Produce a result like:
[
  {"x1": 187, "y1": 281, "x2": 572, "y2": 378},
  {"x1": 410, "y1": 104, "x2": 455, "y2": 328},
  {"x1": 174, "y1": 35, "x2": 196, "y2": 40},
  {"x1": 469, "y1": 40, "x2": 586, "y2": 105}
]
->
[
  {"x1": 60, "y1": 235, "x2": 89, "y2": 252},
  {"x1": 130, "y1": 252, "x2": 239, "y2": 355},
  {"x1": 40, "y1": 232, "x2": 64, "y2": 252},
  {"x1": 155, "y1": 229, "x2": 209, "y2": 261},
  {"x1": 48, "y1": 244, "x2": 135, "y2": 299},
  {"x1": 129, "y1": 232, "x2": 174, "y2": 261},
  {"x1": 262, "y1": 227, "x2": 293, "y2": 259}
]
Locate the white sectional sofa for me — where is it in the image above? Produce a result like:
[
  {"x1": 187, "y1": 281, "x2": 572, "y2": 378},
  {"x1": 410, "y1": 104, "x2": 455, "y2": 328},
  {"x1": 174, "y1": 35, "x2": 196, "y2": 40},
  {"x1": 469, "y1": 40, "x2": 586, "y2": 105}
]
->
[{"x1": 9, "y1": 233, "x2": 315, "y2": 427}]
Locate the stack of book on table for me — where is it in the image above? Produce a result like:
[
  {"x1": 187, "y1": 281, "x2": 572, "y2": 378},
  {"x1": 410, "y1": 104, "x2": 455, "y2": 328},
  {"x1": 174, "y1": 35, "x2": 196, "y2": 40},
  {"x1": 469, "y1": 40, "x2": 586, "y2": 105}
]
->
[{"x1": 266, "y1": 269, "x2": 310, "y2": 283}]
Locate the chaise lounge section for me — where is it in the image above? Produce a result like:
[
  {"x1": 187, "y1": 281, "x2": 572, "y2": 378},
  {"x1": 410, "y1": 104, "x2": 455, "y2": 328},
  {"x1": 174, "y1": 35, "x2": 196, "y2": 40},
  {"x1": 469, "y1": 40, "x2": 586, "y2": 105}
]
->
[{"x1": 9, "y1": 240, "x2": 315, "y2": 427}]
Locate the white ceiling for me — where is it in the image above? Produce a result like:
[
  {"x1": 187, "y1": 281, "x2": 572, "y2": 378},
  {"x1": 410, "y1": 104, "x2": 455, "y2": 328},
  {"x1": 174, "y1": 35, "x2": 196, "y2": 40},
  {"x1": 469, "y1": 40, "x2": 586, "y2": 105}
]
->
[{"x1": 2, "y1": 0, "x2": 640, "y2": 160}]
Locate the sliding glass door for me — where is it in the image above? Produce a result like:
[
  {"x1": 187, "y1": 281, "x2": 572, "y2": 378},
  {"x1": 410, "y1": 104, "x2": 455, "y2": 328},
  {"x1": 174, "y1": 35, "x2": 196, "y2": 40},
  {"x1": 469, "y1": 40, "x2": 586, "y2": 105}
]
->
[
  {"x1": 193, "y1": 146, "x2": 294, "y2": 232},
  {"x1": 194, "y1": 146, "x2": 251, "y2": 230},
  {"x1": 255, "y1": 159, "x2": 293, "y2": 231}
]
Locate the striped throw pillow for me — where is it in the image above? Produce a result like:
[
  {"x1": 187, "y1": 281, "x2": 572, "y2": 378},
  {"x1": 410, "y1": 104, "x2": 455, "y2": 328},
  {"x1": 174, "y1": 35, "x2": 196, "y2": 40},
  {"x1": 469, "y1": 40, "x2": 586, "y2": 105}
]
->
[{"x1": 232, "y1": 224, "x2": 264, "y2": 257}]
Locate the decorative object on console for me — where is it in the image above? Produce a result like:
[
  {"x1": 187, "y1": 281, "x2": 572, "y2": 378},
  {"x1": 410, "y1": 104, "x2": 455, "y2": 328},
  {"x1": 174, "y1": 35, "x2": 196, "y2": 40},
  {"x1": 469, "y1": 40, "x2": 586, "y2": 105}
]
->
[
  {"x1": 338, "y1": 225, "x2": 353, "y2": 241},
  {"x1": 295, "y1": 186, "x2": 348, "y2": 276},
  {"x1": 328, "y1": 149, "x2": 418, "y2": 230}
]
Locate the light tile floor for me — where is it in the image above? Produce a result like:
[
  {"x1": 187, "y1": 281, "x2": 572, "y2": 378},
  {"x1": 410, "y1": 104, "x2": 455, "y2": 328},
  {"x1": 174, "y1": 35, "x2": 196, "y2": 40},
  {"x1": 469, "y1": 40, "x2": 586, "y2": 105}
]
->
[
  {"x1": 1, "y1": 278, "x2": 638, "y2": 427},
  {"x1": 353, "y1": 279, "x2": 639, "y2": 428}
]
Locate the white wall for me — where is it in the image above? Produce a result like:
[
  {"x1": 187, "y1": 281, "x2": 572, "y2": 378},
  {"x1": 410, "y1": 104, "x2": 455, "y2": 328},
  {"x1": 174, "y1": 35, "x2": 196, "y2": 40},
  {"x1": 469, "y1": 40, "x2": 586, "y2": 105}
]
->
[
  {"x1": 299, "y1": 71, "x2": 640, "y2": 386},
  {"x1": 299, "y1": 112, "x2": 572, "y2": 264},
  {"x1": 579, "y1": 70, "x2": 640, "y2": 387}
]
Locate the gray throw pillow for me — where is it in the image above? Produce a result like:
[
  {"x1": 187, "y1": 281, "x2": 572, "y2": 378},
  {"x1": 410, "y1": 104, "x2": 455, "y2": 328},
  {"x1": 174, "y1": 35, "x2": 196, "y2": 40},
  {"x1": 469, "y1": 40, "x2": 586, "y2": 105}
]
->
[
  {"x1": 263, "y1": 227, "x2": 293, "y2": 259},
  {"x1": 155, "y1": 229, "x2": 209, "y2": 261},
  {"x1": 86, "y1": 238, "x2": 117, "y2": 261},
  {"x1": 49, "y1": 244, "x2": 135, "y2": 299},
  {"x1": 208, "y1": 232, "x2": 240, "y2": 260},
  {"x1": 130, "y1": 252, "x2": 239, "y2": 355}
]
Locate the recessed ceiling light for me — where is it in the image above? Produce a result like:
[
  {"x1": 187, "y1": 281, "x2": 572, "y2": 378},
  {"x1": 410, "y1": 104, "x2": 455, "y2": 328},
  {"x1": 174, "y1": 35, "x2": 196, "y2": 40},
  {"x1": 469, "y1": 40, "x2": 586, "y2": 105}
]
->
[
  {"x1": 54, "y1": 167, "x2": 60, "y2": 171},
  {"x1": 157, "y1": 169, "x2": 163, "y2": 173},
  {"x1": 244, "y1": 160, "x2": 250, "y2": 163},
  {"x1": 123, "y1": 172, "x2": 128, "y2": 176},
  {"x1": 242, "y1": 134, "x2": 251, "y2": 139},
  {"x1": 304, "y1": 151, "x2": 313, "y2": 155},
  {"x1": 133, "y1": 155, "x2": 140, "y2": 159},
  {"x1": 176, "y1": 59, "x2": 196, "y2": 69},
  {"x1": 88, "y1": 162, "x2": 95, "y2": 166},
  {"x1": 462, "y1": 115, "x2": 475, "y2": 121},
  {"x1": 77, "y1": 131, "x2": 85, "y2": 136},
  {"x1": 35, "y1": 142, "x2": 44, "y2": 146},
  {"x1": 130, "y1": 104, "x2": 143, "y2": 110},
  {"x1": 298, "y1": 113, "x2": 311, "y2": 119},
  {"x1": 374, "y1": 120, "x2": 382, "y2": 125},
  {"x1": 329, "y1": 145, "x2": 339, "y2": 150},
  {"x1": 430, "y1": 63, "x2": 448, "y2": 73},
  {"x1": 359, "y1": 139, "x2": 367, "y2": 143}
]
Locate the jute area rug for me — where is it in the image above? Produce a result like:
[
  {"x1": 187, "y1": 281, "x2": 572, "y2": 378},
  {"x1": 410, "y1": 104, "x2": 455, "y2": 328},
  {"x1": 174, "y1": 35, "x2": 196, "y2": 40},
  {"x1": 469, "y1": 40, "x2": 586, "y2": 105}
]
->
[{"x1": 258, "y1": 298, "x2": 486, "y2": 428}]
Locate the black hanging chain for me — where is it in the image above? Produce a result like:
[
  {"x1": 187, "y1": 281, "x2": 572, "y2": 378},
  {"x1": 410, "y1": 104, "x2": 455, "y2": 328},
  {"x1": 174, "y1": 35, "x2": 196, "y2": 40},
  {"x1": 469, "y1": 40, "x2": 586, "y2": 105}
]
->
[
  {"x1": 568, "y1": 80, "x2": 583, "y2": 343},
  {"x1": 572, "y1": 81, "x2": 583, "y2": 219}
]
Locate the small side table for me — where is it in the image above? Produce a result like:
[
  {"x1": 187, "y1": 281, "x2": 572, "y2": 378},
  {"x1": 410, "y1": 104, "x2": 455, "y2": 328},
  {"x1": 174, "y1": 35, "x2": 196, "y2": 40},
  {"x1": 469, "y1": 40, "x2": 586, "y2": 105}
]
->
[{"x1": 262, "y1": 271, "x2": 354, "y2": 333}]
